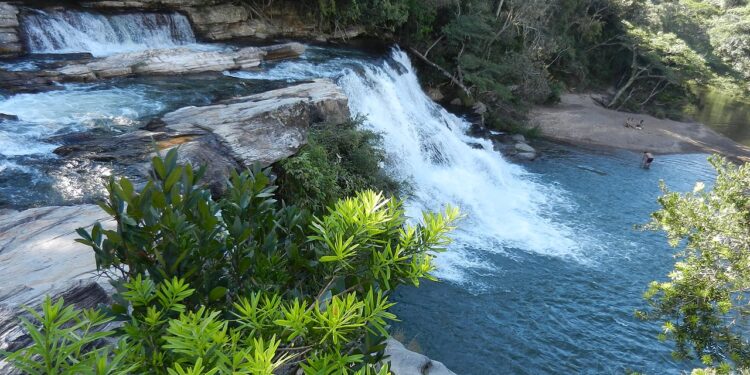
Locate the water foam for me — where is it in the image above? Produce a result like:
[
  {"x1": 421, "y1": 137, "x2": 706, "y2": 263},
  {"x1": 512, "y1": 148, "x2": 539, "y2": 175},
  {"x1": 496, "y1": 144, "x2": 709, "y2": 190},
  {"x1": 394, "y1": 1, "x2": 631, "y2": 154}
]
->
[
  {"x1": 21, "y1": 10, "x2": 198, "y2": 56},
  {"x1": 0, "y1": 85, "x2": 165, "y2": 158},
  {"x1": 228, "y1": 48, "x2": 583, "y2": 283},
  {"x1": 337, "y1": 51, "x2": 582, "y2": 282}
]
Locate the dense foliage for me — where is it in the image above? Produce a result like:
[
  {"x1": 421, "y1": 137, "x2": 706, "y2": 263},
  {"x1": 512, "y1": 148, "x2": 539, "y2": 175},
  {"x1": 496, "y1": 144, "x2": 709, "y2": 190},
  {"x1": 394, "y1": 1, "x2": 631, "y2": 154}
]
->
[
  {"x1": 640, "y1": 156, "x2": 750, "y2": 372},
  {"x1": 1, "y1": 149, "x2": 460, "y2": 374},
  {"x1": 277, "y1": 118, "x2": 400, "y2": 213},
  {"x1": 302, "y1": 0, "x2": 750, "y2": 122}
]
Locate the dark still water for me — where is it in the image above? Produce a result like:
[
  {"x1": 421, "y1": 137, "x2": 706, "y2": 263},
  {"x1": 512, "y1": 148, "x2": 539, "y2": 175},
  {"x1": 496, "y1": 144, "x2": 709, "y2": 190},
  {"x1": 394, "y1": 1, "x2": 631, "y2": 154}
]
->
[
  {"x1": 689, "y1": 89, "x2": 750, "y2": 146},
  {"x1": 392, "y1": 145, "x2": 714, "y2": 374}
]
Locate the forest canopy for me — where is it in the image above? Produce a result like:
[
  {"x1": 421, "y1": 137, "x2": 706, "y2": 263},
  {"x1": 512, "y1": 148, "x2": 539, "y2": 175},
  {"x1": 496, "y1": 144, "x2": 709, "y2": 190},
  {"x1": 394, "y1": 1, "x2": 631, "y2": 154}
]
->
[{"x1": 297, "y1": 0, "x2": 750, "y2": 125}]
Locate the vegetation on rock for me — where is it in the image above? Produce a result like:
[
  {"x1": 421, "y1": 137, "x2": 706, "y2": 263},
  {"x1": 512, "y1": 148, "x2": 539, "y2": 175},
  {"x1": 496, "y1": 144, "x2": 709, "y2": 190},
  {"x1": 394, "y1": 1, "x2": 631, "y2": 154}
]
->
[
  {"x1": 0, "y1": 149, "x2": 460, "y2": 374},
  {"x1": 277, "y1": 118, "x2": 400, "y2": 214}
]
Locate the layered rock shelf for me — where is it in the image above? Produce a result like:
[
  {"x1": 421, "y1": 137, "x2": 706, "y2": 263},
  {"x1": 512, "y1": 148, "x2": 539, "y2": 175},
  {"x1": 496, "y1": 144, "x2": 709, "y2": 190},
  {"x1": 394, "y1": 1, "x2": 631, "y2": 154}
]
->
[
  {"x1": 54, "y1": 79, "x2": 350, "y2": 190},
  {"x1": 0, "y1": 42, "x2": 305, "y2": 93},
  {"x1": 0, "y1": 3, "x2": 20, "y2": 57},
  {"x1": 0, "y1": 205, "x2": 114, "y2": 357}
]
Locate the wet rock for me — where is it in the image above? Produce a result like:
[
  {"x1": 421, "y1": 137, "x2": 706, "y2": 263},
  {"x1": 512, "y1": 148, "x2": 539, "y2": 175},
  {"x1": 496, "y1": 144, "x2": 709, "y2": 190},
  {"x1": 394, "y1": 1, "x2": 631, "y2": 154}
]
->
[
  {"x1": 162, "y1": 79, "x2": 350, "y2": 167},
  {"x1": 0, "y1": 205, "x2": 114, "y2": 361},
  {"x1": 261, "y1": 42, "x2": 307, "y2": 62},
  {"x1": 515, "y1": 142, "x2": 536, "y2": 153},
  {"x1": 511, "y1": 134, "x2": 526, "y2": 143},
  {"x1": 450, "y1": 98, "x2": 462, "y2": 106},
  {"x1": 0, "y1": 113, "x2": 18, "y2": 122},
  {"x1": 0, "y1": 43, "x2": 305, "y2": 94},
  {"x1": 385, "y1": 338, "x2": 455, "y2": 375},
  {"x1": 515, "y1": 151, "x2": 537, "y2": 161}
]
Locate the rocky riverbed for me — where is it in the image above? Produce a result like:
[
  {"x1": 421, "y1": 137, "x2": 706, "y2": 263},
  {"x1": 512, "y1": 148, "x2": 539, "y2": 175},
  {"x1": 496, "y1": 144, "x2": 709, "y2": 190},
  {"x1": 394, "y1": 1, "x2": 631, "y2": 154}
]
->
[{"x1": 1, "y1": 42, "x2": 305, "y2": 93}]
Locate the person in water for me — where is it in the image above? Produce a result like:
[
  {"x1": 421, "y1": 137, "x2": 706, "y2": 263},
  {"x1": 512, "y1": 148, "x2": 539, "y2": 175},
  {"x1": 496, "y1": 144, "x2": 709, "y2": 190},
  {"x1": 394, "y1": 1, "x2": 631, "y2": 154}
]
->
[{"x1": 642, "y1": 151, "x2": 654, "y2": 169}]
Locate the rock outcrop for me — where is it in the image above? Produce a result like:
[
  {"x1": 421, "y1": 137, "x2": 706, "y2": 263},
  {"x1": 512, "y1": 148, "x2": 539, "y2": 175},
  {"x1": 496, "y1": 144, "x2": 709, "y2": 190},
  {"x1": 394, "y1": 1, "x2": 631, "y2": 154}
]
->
[
  {"x1": 0, "y1": 2, "x2": 21, "y2": 57},
  {"x1": 0, "y1": 205, "x2": 114, "y2": 356},
  {"x1": 162, "y1": 79, "x2": 350, "y2": 166},
  {"x1": 0, "y1": 43, "x2": 305, "y2": 93},
  {"x1": 52, "y1": 79, "x2": 350, "y2": 191},
  {"x1": 385, "y1": 338, "x2": 456, "y2": 375},
  {"x1": 74, "y1": 0, "x2": 360, "y2": 42}
]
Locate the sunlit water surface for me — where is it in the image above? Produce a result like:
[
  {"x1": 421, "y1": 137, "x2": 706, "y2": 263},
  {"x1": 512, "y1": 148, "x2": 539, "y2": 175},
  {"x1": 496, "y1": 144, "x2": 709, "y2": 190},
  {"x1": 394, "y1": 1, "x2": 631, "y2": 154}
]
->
[{"x1": 392, "y1": 146, "x2": 713, "y2": 374}]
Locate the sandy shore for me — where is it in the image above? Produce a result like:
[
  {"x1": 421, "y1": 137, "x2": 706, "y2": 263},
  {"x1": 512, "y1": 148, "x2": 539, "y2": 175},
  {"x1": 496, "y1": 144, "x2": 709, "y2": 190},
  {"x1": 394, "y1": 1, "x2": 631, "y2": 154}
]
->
[{"x1": 531, "y1": 93, "x2": 750, "y2": 161}]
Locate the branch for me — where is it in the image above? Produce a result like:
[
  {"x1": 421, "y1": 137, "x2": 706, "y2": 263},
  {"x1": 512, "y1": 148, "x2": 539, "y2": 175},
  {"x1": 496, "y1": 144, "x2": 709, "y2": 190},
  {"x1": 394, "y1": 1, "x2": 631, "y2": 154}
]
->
[
  {"x1": 495, "y1": 0, "x2": 505, "y2": 19},
  {"x1": 409, "y1": 47, "x2": 472, "y2": 97},
  {"x1": 423, "y1": 35, "x2": 445, "y2": 59},
  {"x1": 639, "y1": 81, "x2": 669, "y2": 107}
]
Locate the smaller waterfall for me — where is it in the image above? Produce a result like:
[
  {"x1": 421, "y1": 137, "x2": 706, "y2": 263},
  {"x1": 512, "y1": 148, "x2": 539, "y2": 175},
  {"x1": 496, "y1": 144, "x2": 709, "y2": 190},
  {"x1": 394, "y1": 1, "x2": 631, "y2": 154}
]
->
[{"x1": 21, "y1": 10, "x2": 197, "y2": 56}]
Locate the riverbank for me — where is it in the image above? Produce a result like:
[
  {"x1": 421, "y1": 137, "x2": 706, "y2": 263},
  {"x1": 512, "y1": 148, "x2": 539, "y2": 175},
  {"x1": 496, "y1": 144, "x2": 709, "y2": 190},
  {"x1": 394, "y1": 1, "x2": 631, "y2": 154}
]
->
[{"x1": 531, "y1": 93, "x2": 750, "y2": 161}]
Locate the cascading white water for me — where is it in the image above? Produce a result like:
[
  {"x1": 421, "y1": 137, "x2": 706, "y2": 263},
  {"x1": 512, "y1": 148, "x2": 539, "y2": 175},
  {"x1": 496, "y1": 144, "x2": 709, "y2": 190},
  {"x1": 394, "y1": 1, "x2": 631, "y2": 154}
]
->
[
  {"x1": 21, "y1": 10, "x2": 196, "y2": 56},
  {"x1": 339, "y1": 52, "x2": 582, "y2": 282},
  {"x1": 229, "y1": 49, "x2": 583, "y2": 283}
]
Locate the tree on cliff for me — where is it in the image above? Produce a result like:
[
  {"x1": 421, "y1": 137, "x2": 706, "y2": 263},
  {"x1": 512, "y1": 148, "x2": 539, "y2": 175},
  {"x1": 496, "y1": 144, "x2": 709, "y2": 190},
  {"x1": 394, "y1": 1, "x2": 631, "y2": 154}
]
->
[{"x1": 640, "y1": 156, "x2": 750, "y2": 372}]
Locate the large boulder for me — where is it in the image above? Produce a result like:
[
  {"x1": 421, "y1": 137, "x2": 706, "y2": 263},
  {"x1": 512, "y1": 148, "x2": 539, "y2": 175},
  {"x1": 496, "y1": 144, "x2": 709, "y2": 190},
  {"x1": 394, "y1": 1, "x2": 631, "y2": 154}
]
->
[
  {"x1": 52, "y1": 79, "x2": 350, "y2": 191},
  {"x1": 0, "y1": 43, "x2": 305, "y2": 93},
  {"x1": 162, "y1": 79, "x2": 350, "y2": 167}
]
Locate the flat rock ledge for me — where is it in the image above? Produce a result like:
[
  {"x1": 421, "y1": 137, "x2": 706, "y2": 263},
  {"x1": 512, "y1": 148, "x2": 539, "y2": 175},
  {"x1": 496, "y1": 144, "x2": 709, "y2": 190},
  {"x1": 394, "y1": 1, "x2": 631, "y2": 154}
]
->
[
  {"x1": 53, "y1": 79, "x2": 350, "y2": 192},
  {"x1": 0, "y1": 205, "x2": 115, "y2": 366},
  {"x1": 0, "y1": 42, "x2": 305, "y2": 93}
]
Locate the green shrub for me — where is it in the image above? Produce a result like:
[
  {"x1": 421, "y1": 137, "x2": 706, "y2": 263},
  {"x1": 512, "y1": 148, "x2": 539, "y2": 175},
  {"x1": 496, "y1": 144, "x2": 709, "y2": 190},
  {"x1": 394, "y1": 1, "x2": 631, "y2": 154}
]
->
[
  {"x1": 278, "y1": 118, "x2": 401, "y2": 213},
  {"x1": 1, "y1": 279, "x2": 394, "y2": 375},
  {"x1": 2, "y1": 150, "x2": 460, "y2": 374}
]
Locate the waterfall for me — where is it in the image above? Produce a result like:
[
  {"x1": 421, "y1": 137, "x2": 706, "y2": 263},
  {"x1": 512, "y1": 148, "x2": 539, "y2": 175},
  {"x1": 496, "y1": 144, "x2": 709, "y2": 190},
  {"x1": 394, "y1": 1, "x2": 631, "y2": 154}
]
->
[
  {"x1": 21, "y1": 10, "x2": 196, "y2": 56},
  {"x1": 338, "y1": 51, "x2": 580, "y2": 282},
  {"x1": 229, "y1": 48, "x2": 581, "y2": 283}
]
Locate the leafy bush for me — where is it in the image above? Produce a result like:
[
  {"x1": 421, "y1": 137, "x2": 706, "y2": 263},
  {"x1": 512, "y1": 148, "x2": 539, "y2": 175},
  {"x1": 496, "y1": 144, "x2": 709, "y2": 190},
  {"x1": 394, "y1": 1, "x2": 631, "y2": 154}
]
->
[
  {"x1": 640, "y1": 155, "x2": 750, "y2": 371},
  {"x1": 2, "y1": 279, "x2": 393, "y2": 375},
  {"x1": 2, "y1": 149, "x2": 460, "y2": 374},
  {"x1": 278, "y1": 118, "x2": 401, "y2": 213}
]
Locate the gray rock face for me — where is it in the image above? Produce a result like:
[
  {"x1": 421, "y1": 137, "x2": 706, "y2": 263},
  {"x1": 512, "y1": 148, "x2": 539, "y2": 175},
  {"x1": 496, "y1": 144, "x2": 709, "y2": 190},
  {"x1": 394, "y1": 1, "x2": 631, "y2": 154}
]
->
[
  {"x1": 162, "y1": 79, "x2": 350, "y2": 167},
  {"x1": 0, "y1": 43, "x2": 305, "y2": 93},
  {"x1": 385, "y1": 338, "x2": 456, "y2": 375},
  {"x1": 0, "y1": 205, "x2": 113, "y2": 360},
  {"x1": 0, "y1": 2, "x2": 21, "y2": 57},
  {"x1": 52, "y1": 79, "x2": 350, "y2": 191}
]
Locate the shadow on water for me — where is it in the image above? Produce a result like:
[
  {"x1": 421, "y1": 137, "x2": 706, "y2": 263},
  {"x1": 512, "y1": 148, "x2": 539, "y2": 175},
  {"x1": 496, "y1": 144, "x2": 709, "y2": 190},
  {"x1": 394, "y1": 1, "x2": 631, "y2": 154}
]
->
[
  {"x1": 688, "y1": 88, "x2": 750, "y2": 146},
  {"x1": 392, "y1": 144, "x2": 714, "y2": 375}
]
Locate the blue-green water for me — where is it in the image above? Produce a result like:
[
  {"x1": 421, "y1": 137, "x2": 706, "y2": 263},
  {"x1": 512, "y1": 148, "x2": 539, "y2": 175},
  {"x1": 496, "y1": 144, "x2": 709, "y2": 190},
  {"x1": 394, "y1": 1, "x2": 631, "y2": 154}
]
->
[{"x1": 393, "y1": 145, "x2": 714, "y2": 374}]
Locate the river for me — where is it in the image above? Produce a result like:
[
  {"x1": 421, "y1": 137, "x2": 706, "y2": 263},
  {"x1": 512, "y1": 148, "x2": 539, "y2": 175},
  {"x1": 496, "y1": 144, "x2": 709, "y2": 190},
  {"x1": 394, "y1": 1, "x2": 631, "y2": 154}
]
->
[{"x1": 0, "y1": 8, "x2": 724, "y2": 374}]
